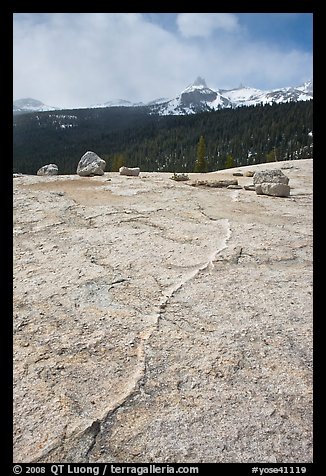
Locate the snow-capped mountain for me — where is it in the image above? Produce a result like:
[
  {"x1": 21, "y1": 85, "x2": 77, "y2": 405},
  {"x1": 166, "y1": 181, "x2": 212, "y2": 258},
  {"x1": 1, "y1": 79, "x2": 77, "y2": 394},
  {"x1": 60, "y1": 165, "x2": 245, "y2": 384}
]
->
[
  {"x1": 219, "y1": 82, "x2": 314, "y2": 107},
  {"x1": 152, "y1": 77, "x2": 313, "y2": 115},
  {"x1": 13, "y1": 98, "x2": 58, "y2": 114},
  {"x1": 151, "y1": 77, "x2": 231, "y2": 115}
]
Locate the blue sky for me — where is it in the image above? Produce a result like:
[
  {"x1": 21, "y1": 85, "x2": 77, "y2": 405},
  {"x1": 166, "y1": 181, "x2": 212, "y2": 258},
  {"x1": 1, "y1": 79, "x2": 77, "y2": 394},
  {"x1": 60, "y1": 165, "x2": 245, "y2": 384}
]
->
[
  {"x1": 144, "y1": 13, "x2": 313, "y2": 51},
  {"x1": 13, "y1": 13, "x2": 313, "y2": 108}
]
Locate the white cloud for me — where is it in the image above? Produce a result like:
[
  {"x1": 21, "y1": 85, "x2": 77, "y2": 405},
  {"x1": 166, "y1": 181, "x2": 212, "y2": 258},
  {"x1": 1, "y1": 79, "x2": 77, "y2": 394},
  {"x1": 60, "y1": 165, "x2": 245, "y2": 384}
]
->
[
  {"x1": 14, "y1": 13, "x2": 190, "y2": 107},
  {"x1": 13, "y1": 13, "x2": 312, "y2": 109},
  {"x1": 210, "y1": 44, "x2": 312, "y2": 91},
  {"x1": 177, "y1": 13, "x2": 240, "y2": 38}
]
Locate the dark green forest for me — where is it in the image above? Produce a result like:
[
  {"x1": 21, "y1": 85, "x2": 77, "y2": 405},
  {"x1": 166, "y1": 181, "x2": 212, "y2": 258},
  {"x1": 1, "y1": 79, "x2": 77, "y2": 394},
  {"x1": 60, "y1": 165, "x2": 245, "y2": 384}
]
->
[{"x1": 13, "y1": 100, "x2": 313, "y2": 174}]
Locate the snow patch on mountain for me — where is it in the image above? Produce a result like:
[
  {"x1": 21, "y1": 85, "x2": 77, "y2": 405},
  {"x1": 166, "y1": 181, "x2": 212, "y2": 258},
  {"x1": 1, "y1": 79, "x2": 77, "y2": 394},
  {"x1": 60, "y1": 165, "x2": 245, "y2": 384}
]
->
[
  {"x1": 147, "y1": 97, "x2": 171, "y2": 106},
  {"x1": 91, "y1": 99, "x2": 134, "y2": 108},
  {"x1": 297, "y1": 80, "x2": 313, "y2": 95},
  {"x1": 220, "y1": 86, "x2": 267, "y2": 106}
]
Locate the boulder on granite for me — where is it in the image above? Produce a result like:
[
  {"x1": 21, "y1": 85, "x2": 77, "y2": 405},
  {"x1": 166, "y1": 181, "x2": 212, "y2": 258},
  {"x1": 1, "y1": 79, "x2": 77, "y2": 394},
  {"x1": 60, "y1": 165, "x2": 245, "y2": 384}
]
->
[
  {"x1": 254, "y1": 169, "x2": 290, "y2": 197},
  {"x1": 37, "y1": 164, "x2": 58, "y2": 176},
  {"x1": 77, "y1": 151, "x2": 106, "y2": 176},
  {"x1": 119, "y1": 166, "x2": 140, "y2": 176}
]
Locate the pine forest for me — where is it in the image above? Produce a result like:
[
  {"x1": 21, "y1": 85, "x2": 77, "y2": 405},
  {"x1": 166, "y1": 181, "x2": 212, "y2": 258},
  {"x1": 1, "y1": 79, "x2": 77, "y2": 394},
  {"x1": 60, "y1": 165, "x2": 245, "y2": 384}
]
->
[{"x1": 13, "y1": 100, "x2": 313, "y2": 175}]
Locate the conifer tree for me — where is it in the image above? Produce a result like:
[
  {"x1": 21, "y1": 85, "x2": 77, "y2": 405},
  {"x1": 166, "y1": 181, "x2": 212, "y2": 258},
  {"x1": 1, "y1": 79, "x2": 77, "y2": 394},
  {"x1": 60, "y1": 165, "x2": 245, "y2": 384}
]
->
[
  {"x1": 194, "y1": 135, "x2": 207, "y2": 172},
  {"x1": 225, "y1": 154, "x2": 234, "y2": 169},
  {"x1": 266, "y1": 150, "x2": 276, "y2": 163},
  {"x1": 111, "y1": 153, "x2": 126, "y2": 172}
]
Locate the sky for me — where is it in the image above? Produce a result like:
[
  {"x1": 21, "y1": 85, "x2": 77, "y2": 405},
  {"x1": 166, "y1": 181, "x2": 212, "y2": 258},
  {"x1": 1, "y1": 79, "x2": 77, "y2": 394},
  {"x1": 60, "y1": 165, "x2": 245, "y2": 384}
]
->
[{"x1": 13, "y1": 13, "x2": 313, "y2": 109}]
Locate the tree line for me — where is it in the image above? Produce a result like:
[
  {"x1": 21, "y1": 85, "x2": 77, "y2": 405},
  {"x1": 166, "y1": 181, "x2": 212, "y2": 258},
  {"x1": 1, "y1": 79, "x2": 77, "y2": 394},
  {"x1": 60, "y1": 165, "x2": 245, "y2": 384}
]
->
[{"x1": 13, "y1": 100, "x2": 313, "y2": 174}]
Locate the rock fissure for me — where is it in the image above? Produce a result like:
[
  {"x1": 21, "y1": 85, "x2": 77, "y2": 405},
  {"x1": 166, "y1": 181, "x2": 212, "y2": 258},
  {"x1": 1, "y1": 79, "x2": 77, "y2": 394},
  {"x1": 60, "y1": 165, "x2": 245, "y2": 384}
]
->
[
  {"x1": 81, "y1": 328, "x2": 155, "y2": 461},
  {"x1": 80, "y1": 219, "x2": 233, "y2": 459},
  {"x1": 155, "y1": 218, "x2": 232, "y2": 330},
  {"x1": 83, "y1": 421, "x2": 101, "y2": 461},
  {"x1": 31, "y1": 333, "x2": 150, "y2": 462}
]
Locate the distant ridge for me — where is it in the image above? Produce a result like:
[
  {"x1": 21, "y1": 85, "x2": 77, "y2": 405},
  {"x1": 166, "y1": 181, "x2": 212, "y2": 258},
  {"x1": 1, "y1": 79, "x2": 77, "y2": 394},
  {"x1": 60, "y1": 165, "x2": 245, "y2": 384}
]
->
[{"x1": 13, "y1": 78, "x2": 312, "y2": 115}]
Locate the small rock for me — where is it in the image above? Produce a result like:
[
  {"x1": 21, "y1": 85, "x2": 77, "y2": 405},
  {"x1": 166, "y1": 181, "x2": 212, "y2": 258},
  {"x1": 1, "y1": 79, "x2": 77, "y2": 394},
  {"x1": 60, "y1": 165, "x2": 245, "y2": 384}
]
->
[
  {"x1": 232, "y1": 172, "x2": 243, "y2": 176},
  {"x1": 119, "y1": 166, "x2": 140, "y2": 176},
  {"x1": 227, "y1": 185, "x2": 242, "y2": 189},
  {"x1": 191, "y1": 179, "x2": 238, "y2": 188},
  {"x1": 244, "y1": 185, "x2": 256, "y2": 191},
  {"x1": 208, "y1": 179, "x2": 238, "y2": 188},
  {"x1": 244, "y1": 171, "x2": 255, "y2": 177},
  {"x1": 281, "y1": 164, "x2": 296, "y2": 170},
  {"x1": 170, "y1": 173, "x2": 189, "y2": 181}
]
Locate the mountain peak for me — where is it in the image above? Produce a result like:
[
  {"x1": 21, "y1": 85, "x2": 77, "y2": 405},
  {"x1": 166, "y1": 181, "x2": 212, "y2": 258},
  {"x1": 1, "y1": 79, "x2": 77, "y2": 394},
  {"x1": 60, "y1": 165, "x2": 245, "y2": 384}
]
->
[
  {"x1": 13, "y1": 97, "x2": 58, "y2": 113},
  {"x1": 182, "y1": 77, "x2": 212, "y2": 95},
  {"x1": 14, "y1": 98, "x2": 45, "y2": 108},
  {"x1": 192, "y1": 77, "x2": 207, "y2": 88},
  {"x1": 297, "y1": 79, "x2": 313, "y2": 95}
]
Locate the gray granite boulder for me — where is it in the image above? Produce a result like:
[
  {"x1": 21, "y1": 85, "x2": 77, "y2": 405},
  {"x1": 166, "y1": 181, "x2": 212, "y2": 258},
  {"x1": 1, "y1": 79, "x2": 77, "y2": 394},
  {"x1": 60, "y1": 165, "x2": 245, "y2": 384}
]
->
[
  {"x1": 77, "y1": 151, "x2": 106, "y2": 176},
  {"x1": 37, "y1": 164, "x2": 58, "y2": 176}
]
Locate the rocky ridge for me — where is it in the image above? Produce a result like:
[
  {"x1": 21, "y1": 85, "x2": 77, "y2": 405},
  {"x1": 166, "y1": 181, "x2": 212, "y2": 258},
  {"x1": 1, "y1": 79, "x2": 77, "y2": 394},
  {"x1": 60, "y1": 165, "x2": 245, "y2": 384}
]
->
[{"x1": 13, "y1": 159, "x2": 313, "y2": 463}]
